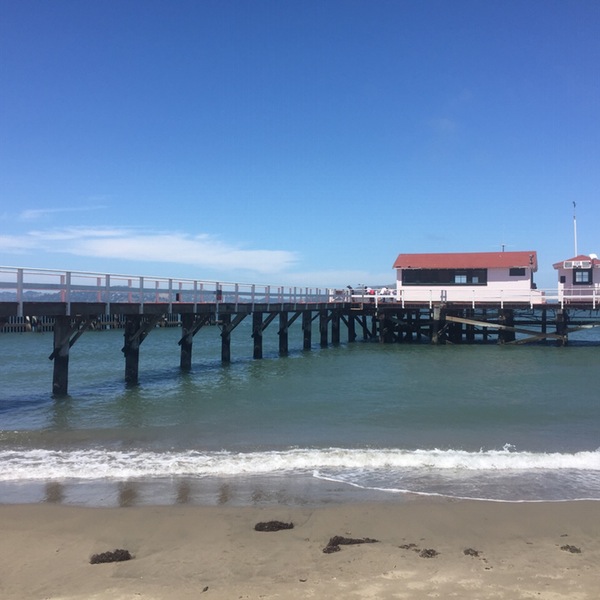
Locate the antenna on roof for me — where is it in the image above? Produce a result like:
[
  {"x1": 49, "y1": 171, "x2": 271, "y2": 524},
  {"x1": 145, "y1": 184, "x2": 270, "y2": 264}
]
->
[{"x1": 573, "y1": 201, "x2": 578, "y2": 256}]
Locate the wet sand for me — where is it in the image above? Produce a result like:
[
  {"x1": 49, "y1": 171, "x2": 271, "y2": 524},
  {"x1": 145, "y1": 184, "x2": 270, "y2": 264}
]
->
[{"x1": 0, "y1": 498, "x2": 598, "y2": 599}]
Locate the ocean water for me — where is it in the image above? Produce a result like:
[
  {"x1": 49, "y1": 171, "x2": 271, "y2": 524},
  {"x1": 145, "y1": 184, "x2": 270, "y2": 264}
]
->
[{"x1": 1, "y1": 320, "x2": 599, "y2": 506}]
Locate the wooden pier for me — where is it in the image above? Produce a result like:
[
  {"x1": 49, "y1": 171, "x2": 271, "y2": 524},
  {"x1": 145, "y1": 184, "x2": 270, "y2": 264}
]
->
[
  {"x1": 1, "y1": 267, "x2": 600, "y2": 396},
  {"x1": 2, "y1": 299, "x2": 600, "y2": 396}
]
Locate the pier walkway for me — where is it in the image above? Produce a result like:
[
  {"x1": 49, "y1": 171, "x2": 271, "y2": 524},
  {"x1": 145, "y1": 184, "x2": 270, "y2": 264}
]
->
[{"x1": 1, "y1": 267, "x2": 599, "y2": 396}]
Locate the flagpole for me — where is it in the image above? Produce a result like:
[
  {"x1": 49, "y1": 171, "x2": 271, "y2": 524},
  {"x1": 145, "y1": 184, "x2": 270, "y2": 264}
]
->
[{"x1": 573, "y1": 201, "x2": 578, "y2": 256}]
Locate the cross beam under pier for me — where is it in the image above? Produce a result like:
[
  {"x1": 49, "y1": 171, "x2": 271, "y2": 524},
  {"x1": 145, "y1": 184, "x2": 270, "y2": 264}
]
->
[{"x1": 444, "y1": 314, "x2": 566, "y2": 344}]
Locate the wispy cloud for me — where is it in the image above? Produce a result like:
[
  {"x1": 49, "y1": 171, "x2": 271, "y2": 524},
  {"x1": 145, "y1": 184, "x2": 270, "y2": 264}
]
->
[
  {"x1": 0, "y1": 228, "x2": 399, "y2": 286},
  {"x1": 18, "y1": 205, "x2": 108, "y2": 221},
  {"x1": 0, "y1": 227, "x2": 298, "y2": 275}
]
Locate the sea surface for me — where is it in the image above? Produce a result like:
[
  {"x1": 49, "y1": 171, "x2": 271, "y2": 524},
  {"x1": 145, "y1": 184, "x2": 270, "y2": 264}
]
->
[{"x1": 1, "y1": 320, "x2": 599, "y2": 506}]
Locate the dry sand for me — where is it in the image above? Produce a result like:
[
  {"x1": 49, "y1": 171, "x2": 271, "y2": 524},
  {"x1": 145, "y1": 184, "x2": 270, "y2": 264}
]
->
[{"x1": 0, "y1": 498, "x2": 598, "y2": 599}]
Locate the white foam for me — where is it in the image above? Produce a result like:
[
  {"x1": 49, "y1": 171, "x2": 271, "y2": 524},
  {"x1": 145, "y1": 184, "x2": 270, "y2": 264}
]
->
[{"x1": 1, "y1": 446, "x2": 599, "y2": 482}]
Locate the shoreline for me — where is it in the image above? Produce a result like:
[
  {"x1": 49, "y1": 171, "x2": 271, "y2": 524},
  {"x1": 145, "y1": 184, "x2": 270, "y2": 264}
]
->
[
  {"x1": 2, "y1": 471, "x2": 600, "y2": 508},
  {"x1": 1, "y1": 497, "x2": 598, "y2": 599}
]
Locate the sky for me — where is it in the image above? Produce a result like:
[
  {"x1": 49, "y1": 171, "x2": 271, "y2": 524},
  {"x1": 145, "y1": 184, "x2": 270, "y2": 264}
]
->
[{"x1": 1, "y1": 0, "x2": 599, "y2": 290}]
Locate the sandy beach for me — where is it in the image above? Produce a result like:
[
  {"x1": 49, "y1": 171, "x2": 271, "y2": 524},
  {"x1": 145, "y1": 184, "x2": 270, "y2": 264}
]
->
[{"x1": 0, "y1": 498, "x2": 598, "y2": 599}]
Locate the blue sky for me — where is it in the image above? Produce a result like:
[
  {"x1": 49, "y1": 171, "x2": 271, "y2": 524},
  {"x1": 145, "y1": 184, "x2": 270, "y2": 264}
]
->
[{"x1": 1, "y1": 0, "x2": 598, "y2": 290}]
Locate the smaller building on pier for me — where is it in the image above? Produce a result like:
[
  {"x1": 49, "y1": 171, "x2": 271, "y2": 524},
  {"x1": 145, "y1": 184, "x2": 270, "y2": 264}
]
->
[
  {"x1": 553, "y1": 253, "x2": 600, "y2": 302},
  {"x1": 392, "y1": 251, "x2": 542, "y2": 305}
]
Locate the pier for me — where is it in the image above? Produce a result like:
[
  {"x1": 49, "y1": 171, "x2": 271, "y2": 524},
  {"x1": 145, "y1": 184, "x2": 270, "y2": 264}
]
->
[{"x1": 1, "y1": 267, "x2": 599, "y2": 396}]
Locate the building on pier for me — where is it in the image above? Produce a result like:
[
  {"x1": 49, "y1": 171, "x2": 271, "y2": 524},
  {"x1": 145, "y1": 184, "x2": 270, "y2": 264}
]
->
[
  {"x1": 392, "y1": 251, "x2": 542, "y2": 305},
  {"x1": 553, "y1": 253, "x2": 600, "y2": 303}
]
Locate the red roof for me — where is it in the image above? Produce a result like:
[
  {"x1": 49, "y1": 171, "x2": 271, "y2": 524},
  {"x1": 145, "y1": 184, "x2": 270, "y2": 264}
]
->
[
  {"x1": 393, "y1": 251, "x2": 538, "y2": 271},
  {"x1": 552, "y1": 254, "x2": 600, "y2": 269}
]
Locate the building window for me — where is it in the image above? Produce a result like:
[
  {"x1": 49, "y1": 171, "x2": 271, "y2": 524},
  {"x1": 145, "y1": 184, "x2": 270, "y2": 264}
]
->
[
  {"x1": 402, "y1": 268, "x2": 487, "y2": 286},
  {"x1": 573, "y1": 269, "x2": 592, "y2": 285},
  {"x1": 509, "y1": 268, "x2": 526, "y2": 276}
]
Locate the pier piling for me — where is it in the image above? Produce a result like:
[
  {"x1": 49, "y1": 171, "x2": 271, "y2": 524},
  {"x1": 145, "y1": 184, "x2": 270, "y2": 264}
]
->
[{"x1": 51, "y1": 316, "x2": 71, "y2": 396}]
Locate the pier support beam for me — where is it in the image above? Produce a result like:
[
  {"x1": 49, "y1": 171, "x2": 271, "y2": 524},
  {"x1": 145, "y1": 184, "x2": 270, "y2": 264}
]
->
[
  {"x1": 50, "y1": 316, "x2": 94, "y2": 396},
  {"x1": 220, "y1": 312, "x2": 249, "y2": 362},
  {"x1": 541, "y1": 309, "x2": 547, "y2": 336},
  {"x1": 482, "y1": 309, "x2": 489, "y2": 342},
  {"x1": 302, "y1": 311, "x2": 312, "y2": 350},
  {"x1": 51, "y1": 316, "x2": 71, "y2": 396},
  {"x1": 378, "y1": 313, "x2": 395, "y2": 343},
  {"x1": 252, "y1": 312, "x2": 263, "y2": 359},
  {"x1": 555, "y1": 310, "x2": 568, "y2": 346},
  {"x1": 122, "y1": 315, "x2": 160, "y2": 385},
  {"x1": 179, "y1": 314, "x2": 194, "y2": 370},
  {"x1": 498, "y1": 309, "x2": 516, "y2": 344},
  {"x1": 345, "y1": 313, "x2": 356, "y2": 342},
  {"x1": 465, "y1": 309, "x2": 475, "y2": 343},
  {"x1": 123, "y1": 316, "x2": 141, "y2": 386},
  {"x1": 331, "y1": 311, "x2": 340, "y2": 345},
  {"x1": 278, "y1": 311, "x2": 289, "y2": 355},
  {"x1": 179, "y1": 314, "x2": 212, "y2": 371},
  {"x1": 355, "y1": 314, "x2": 372, "y2": 340},
  {"x1": 220, "y1": 314, "x2": 232, "y2": 363},
  {"x1": 447, "y1": 311, "x2": 463, "y2": 344},
  {"x1": 431, "y1": 306, "x2": 445, "y2": 345},
  {"x1": 319, "y1": 310, "x2": 328, "y2": 347},
  {"x1": 251, "y1": 311, "x2": 277, "y2": 359}
]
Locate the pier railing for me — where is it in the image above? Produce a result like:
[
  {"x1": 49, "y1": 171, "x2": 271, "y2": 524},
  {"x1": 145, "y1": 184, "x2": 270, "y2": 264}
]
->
[
  {"x1": 351, "y1": 286, "x2": 599, "y2": 309},
  {"x1": 1, "y1": 267, "x2": 599, "y2": 316},
  {"x1": 0, "y1": 266, "x2": 331, "y2": 317}
]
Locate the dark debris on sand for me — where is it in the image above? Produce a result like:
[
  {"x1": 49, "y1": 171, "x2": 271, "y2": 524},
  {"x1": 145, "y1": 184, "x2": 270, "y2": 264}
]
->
[
  {"x1": 90, "y1": 549, "x2": 133, "y2": 564},
  {"x1": 399, "y1": 543, "x2": 440, "y2": 558},
  {"x1": 560, "y1": 544, "x2": 582, "y2": 554},
  {"x1": 254, "y1": 521, "x2": 294, "y2": 532},
  {"x1": 464, "y1": 548, "x2": 481, "y2": 557},
  {"x1": 323, "y1": 535, "x2": 379, "y2": 554},
  {"x1": 399, "y1": 543, "x2": 418, "y2": 550}
]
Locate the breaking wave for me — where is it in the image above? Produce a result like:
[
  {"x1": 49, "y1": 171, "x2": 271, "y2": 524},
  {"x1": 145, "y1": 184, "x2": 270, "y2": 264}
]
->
[{"x1": 1, "y1": 445, "x2": 599, "y2": 482}]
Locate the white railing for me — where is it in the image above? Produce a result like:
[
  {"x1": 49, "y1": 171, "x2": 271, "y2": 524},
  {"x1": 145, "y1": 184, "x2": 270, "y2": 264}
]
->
[
  {"x1": 0, "y1": 266, "x2": 331, "y2": 317},
  {"x1": 353, "y1": 286, "x2": 598, "y2": 310},
  {"x1": 1, "y1": 267, "x2": 599, "y2": 316}
]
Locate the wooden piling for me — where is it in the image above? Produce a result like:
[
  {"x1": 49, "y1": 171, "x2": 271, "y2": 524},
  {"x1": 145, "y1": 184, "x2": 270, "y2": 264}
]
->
[
  {"x1": 346, "y1": 313, "x2": 356, "y2": 342},
  {"x1": 220, "y1": 313, "x2": 232, "y2": 362},
  {"x1": 431, "y1": 306, "x2": 444, "y2": 345},
  {"x1": 378, "y1": 313, "x2": 395, "y2": 343},
  {"x1": 178, "y1": 314, "x2": 212, "y2": 371},
  {"x1": 278, "y1": 311, "x2": 288, "y2": 355},
  {"x1": 319, "y1": 310, "x2": 328, "y2": 347},
  {"x1": 331, "y1": 311, "x2": 341, "y2": 345},
  {"x1": 179, "y1": 314, "x2": 194, "y2": 371},
  {"x1": 252, "y1": 312, "x2": 263, "y2": 359},
  {"x1": 123, "y1": 315, "x2": 141, "y2": 385},
  {"x1": 51, "y1": 316, "x2": 71, "y2": 396},
  {"x1": 498, "y1": 309, "x2": 516, "y2": 344},
  {"x1": 465, "y1": 309, "x2": 475, "y2": 343},
  {"x1": 555, "y1": 310, "x2": 568, "y2": 346},
  {"x1": 302, "y1": 311, "x2": 312, "y2": 350}
]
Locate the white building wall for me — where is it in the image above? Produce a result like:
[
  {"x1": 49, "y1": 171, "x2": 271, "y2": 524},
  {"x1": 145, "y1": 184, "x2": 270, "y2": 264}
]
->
[
  {"x1": 395, "y1": 267, "x2": 542, "y2": 304},
  {"x1": 556, "y1": 266, "x2": 600, "y2": 300}
]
